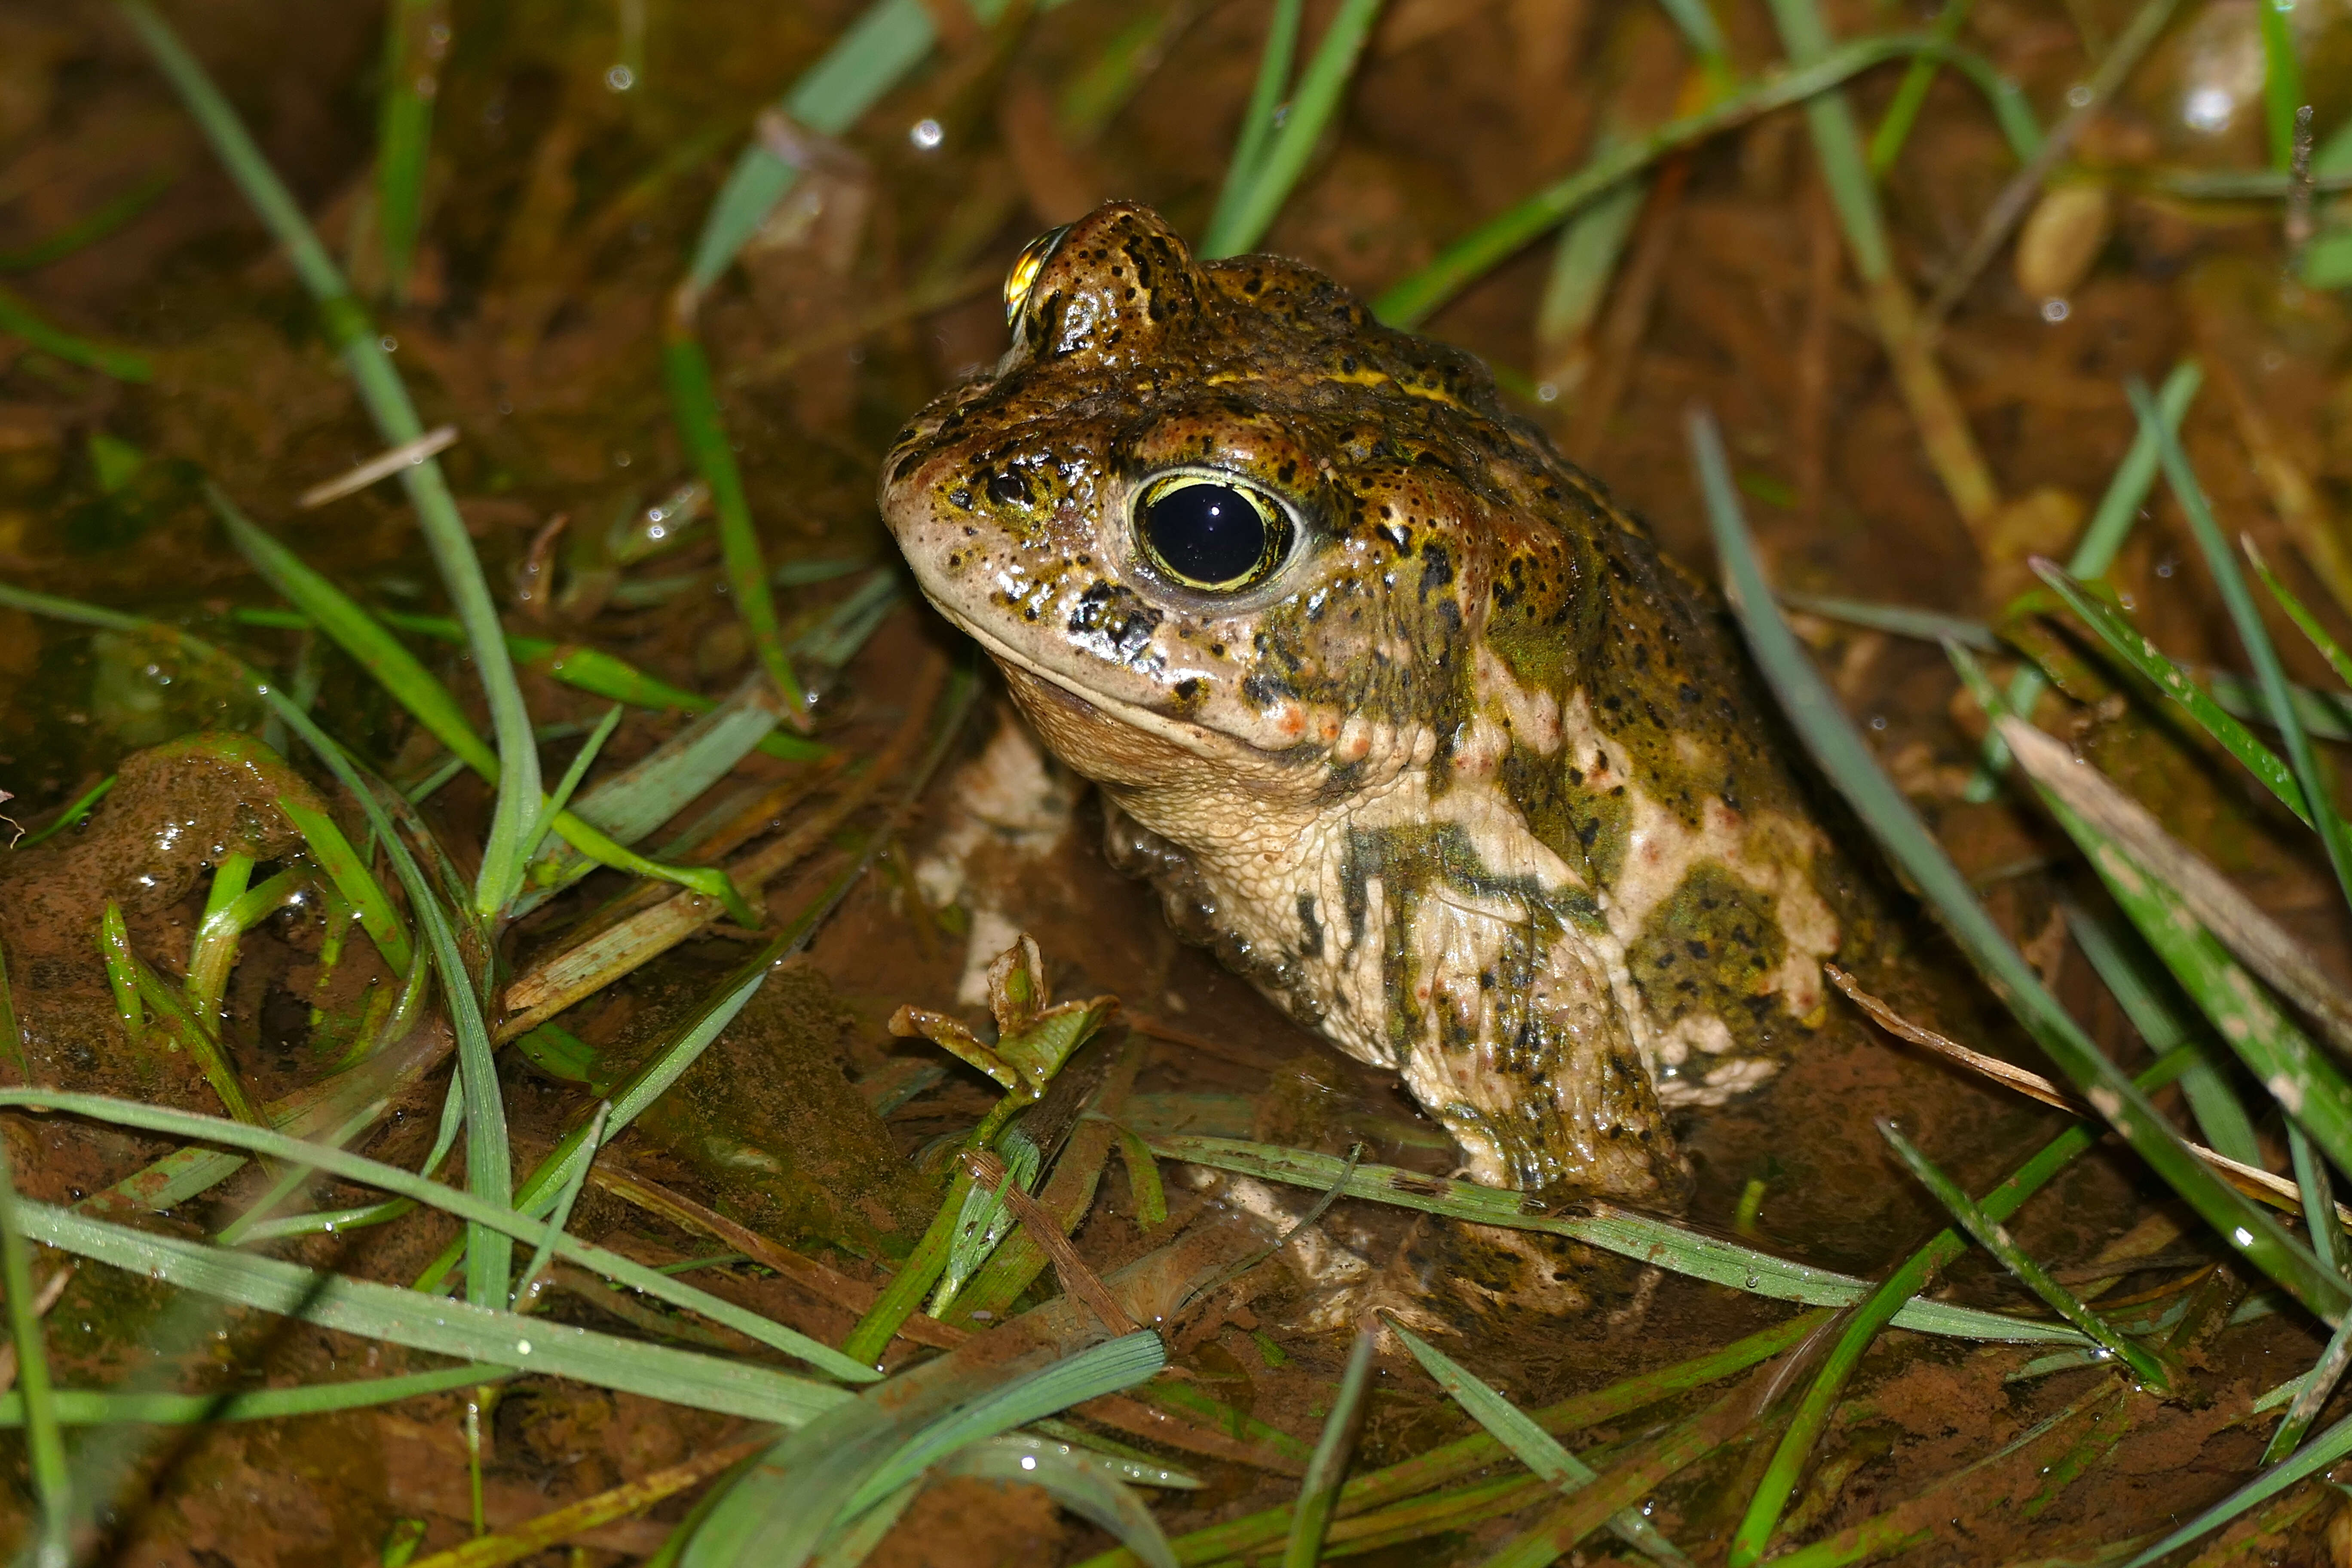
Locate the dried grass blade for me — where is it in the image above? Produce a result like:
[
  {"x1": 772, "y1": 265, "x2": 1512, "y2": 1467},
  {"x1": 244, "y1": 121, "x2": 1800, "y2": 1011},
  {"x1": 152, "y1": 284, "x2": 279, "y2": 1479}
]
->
[
  {"x1": 1920, "y1": 0, "x2": 2182, "y2": 325},
  {"x1": 1693, "y1": 404, "x2": 2348, "y2": 1325},
  {"x1": 405, "y1": 1436, "x2": 771, "y2": 1568},
  {"x1": 295, "y1": 424, "x2": 459, "y2": 508},
  {"x1": 1835, "y1": 956, "x2": 2327, "y2": 1221},
  {"x1": 1483, "y1": 1394, "x2": 1751, "y2": 1568},
  {"x1": 1827, "y1": 963, "x2": 2079, "y2": 1113}
]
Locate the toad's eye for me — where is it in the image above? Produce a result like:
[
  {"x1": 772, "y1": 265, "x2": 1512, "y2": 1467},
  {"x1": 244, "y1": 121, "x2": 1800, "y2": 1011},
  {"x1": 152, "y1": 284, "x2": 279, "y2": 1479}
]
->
[
  {"x1": 1135, "y1": 475, "x2": 1292, "y2": 592},
  {"x1": 1004, "y1": 224, "x2": 1072, "y2": 328}
]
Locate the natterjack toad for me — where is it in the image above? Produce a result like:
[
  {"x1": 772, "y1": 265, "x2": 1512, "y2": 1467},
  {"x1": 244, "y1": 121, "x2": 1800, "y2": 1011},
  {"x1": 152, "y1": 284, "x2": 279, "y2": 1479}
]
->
[{"x1": 881, "y1": 202, "x2": 1875, "y2": 1206}]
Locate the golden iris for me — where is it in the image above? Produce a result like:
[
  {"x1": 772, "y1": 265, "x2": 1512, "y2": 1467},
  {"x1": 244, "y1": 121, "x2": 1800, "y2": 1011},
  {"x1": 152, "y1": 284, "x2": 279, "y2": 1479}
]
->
[{"x1": 1003, "y1": 223, "x2": 1072, "y2": 327}]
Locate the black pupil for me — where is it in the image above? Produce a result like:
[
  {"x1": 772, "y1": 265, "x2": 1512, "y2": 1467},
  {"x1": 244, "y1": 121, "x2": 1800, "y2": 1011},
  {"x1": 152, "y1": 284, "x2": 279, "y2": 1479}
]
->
[{"x1": 1143, "y1": 483, "x2": 1271, "y2": 587}]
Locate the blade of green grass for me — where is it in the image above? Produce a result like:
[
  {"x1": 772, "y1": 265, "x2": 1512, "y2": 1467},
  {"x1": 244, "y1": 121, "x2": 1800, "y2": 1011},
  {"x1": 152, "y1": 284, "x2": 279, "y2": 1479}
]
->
[
  {"x1": 121, "y1": 2, "x2": 544, "y2": 925},
  {"x1": 417, "y1": 923, "x2": 799, "y2": 1296},
  {"x1": 857, "y1": 1333, "x2": 1167, "y2": 1516},
  {"x1": 2121, "y1": 1400, "x2": 2352, "y2": 1565},
  {"x1": 2248, "y1": 537, "x2": 2352, "y2": 692},
  {"x1": 0, "y1": 1364, "x2": 505, "y2": 1427},
  {"x1": 516, "y1": 704, "x2": 621, "y2": 871},
  {"x1": 216, "y1": 495, "x2": 757, "y2": 923},
  {"x1": 2064, "y1": 899, "x2": 2262, "y2": 1170},
  {"x1": 687, "y1": 1331, "x2": 1166, "y2": 1565},
  {"x1": 942, "y1": 1436, "x2": 1180, "y2": 1568},
  {"x1": 2261, "y1": 1299, "x2": 2352, "y2": 1463},
  {"x1": 2138, "y1": 377, "x2": 2352, "y2": 911},
  {"x1": 1780, "y1": 591, "x2": 1998, "y2": 648},
  {"x1": 277, "y1": 795, "x2": 414, "y2": 977},
  {"x1": 0, "y1": 172, "x2": 172, "y2": 272},
  {"x1": 0, "y1": 1089, "x2": 875, "y2": 1382},
  {"x1": 0, "y1": 926, "x2": 25, "y2": 1084},
  {"x1": 2257, "y1": 0, "x2": 2302, "y2": 171},
  {"x1": 1865, "y1": 0, "x2": 1971, "y2": 173},
  {"x1": 373, "y1": 0, "x2": 440, "y2": 300},
  {"x1": 512, "y1": 1102, "x2": 606, "y2": 1310},
  {"x1": 1880, "y1": 1122, "x2": 2174, "y2": 1390},
  {"x1": 17, "y1": 1196, "x2": 850, "y2": 1425},
  {"x1": 6, "y1": 774, "x2": 115, "y2": 852},
  {"x1": 1284, "y1": 1320, "x2": 1379, "y2": 1568},
  {"x1": 232, "y1": 605, "x2": 828, "y2": 763},
  {"x1": 1373, "y1": 33, "x2": 2037, "y2": 326},
  {"x1": 1692, "y1": 405, "x2": 2349, "y2": 1323},
  {"x1": 116, "y1": 913, "x2": 268, "y2": 1129},
  {"x1": 0, "y1": 1136, "x2": 70, "y2": 1567},
  {"x1": 1204, "y1": 0, "x2": 1383, "y2": 257},
  {"x1": 510, "y1": 678, "x2": 783, "y2": 916},
  {"x1": 1968, "y1": 358, "x2": 2201, "y2": 793},
  {"x1": 2031, "y1": 563, "x2": 2309, "y2": 824},
  {"x1": 0, "y1": 279, "x2": 152, "y2": 382},
  {"x1": 1153, "y1": 1136, "x2": 2085, "y2": 1344},
  {"x1": 661, "y1": 327, "x2": 809, "y2": 730},
  {"x1": 1987, "y1": 704, "x2": 2352, "y2": 1142},
  {"x1": 1393, "y1": 1323, "x2": 1689, "y2": 1565},
  {"x1": 1722, "y1": 1013, "x2": 2215, "y2": 1567},
  {"x1": 1203, "y1": 0, "x2": 1302, "y2": 252},
  {"x1": 1480, "y1": 1397, "x2": 1749, "y2": 1568},
  {"x1": 97, "y1": 899, "x2": 144, "y2": 1048}
]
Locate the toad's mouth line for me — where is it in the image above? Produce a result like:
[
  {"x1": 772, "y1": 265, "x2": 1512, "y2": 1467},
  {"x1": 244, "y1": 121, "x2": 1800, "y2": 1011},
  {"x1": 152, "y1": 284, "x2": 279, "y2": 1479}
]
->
[{"x1": 933, "y1": 601, "x2": 1273, "y2": 766}]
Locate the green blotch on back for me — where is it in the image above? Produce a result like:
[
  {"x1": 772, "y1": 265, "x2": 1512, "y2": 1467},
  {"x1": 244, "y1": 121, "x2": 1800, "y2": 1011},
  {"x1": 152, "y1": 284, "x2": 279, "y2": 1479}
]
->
[{"x1": 1626, "y1": 864, "x2": 1792, "y2": 1061}]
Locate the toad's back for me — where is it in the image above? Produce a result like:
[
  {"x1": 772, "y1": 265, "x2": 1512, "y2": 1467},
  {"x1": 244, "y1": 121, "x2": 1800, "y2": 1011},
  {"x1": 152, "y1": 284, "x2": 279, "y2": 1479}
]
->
[{"x1": 881, "y1": 201, "x2": 1886, "y2": 1204}]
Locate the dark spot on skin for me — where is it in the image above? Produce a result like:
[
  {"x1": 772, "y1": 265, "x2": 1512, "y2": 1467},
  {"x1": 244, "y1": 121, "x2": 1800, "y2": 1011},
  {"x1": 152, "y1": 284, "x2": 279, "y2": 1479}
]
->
[
  {"x1": 1173, "y1": 677, "x2": 1200, "y2": 700},
  {"x1": 1420, "y1": 545, "x2": 1454, "y2": 597},
  {"x1": 948, "y1": 488, "x2": 973, "y2": 509},
  {"x1": 1297, "y1": 893, "x2": 1324, "y2": 958},
  {"x1": 1068, "y1": 580, "x2": 1161, "y2": 663}
]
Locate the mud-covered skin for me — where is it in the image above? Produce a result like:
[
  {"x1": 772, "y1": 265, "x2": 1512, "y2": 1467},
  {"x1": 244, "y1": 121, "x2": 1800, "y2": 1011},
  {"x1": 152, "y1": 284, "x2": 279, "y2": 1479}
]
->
[{"x1": 881, "y1": 202, "x2": 1871, "y2": 1204}]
